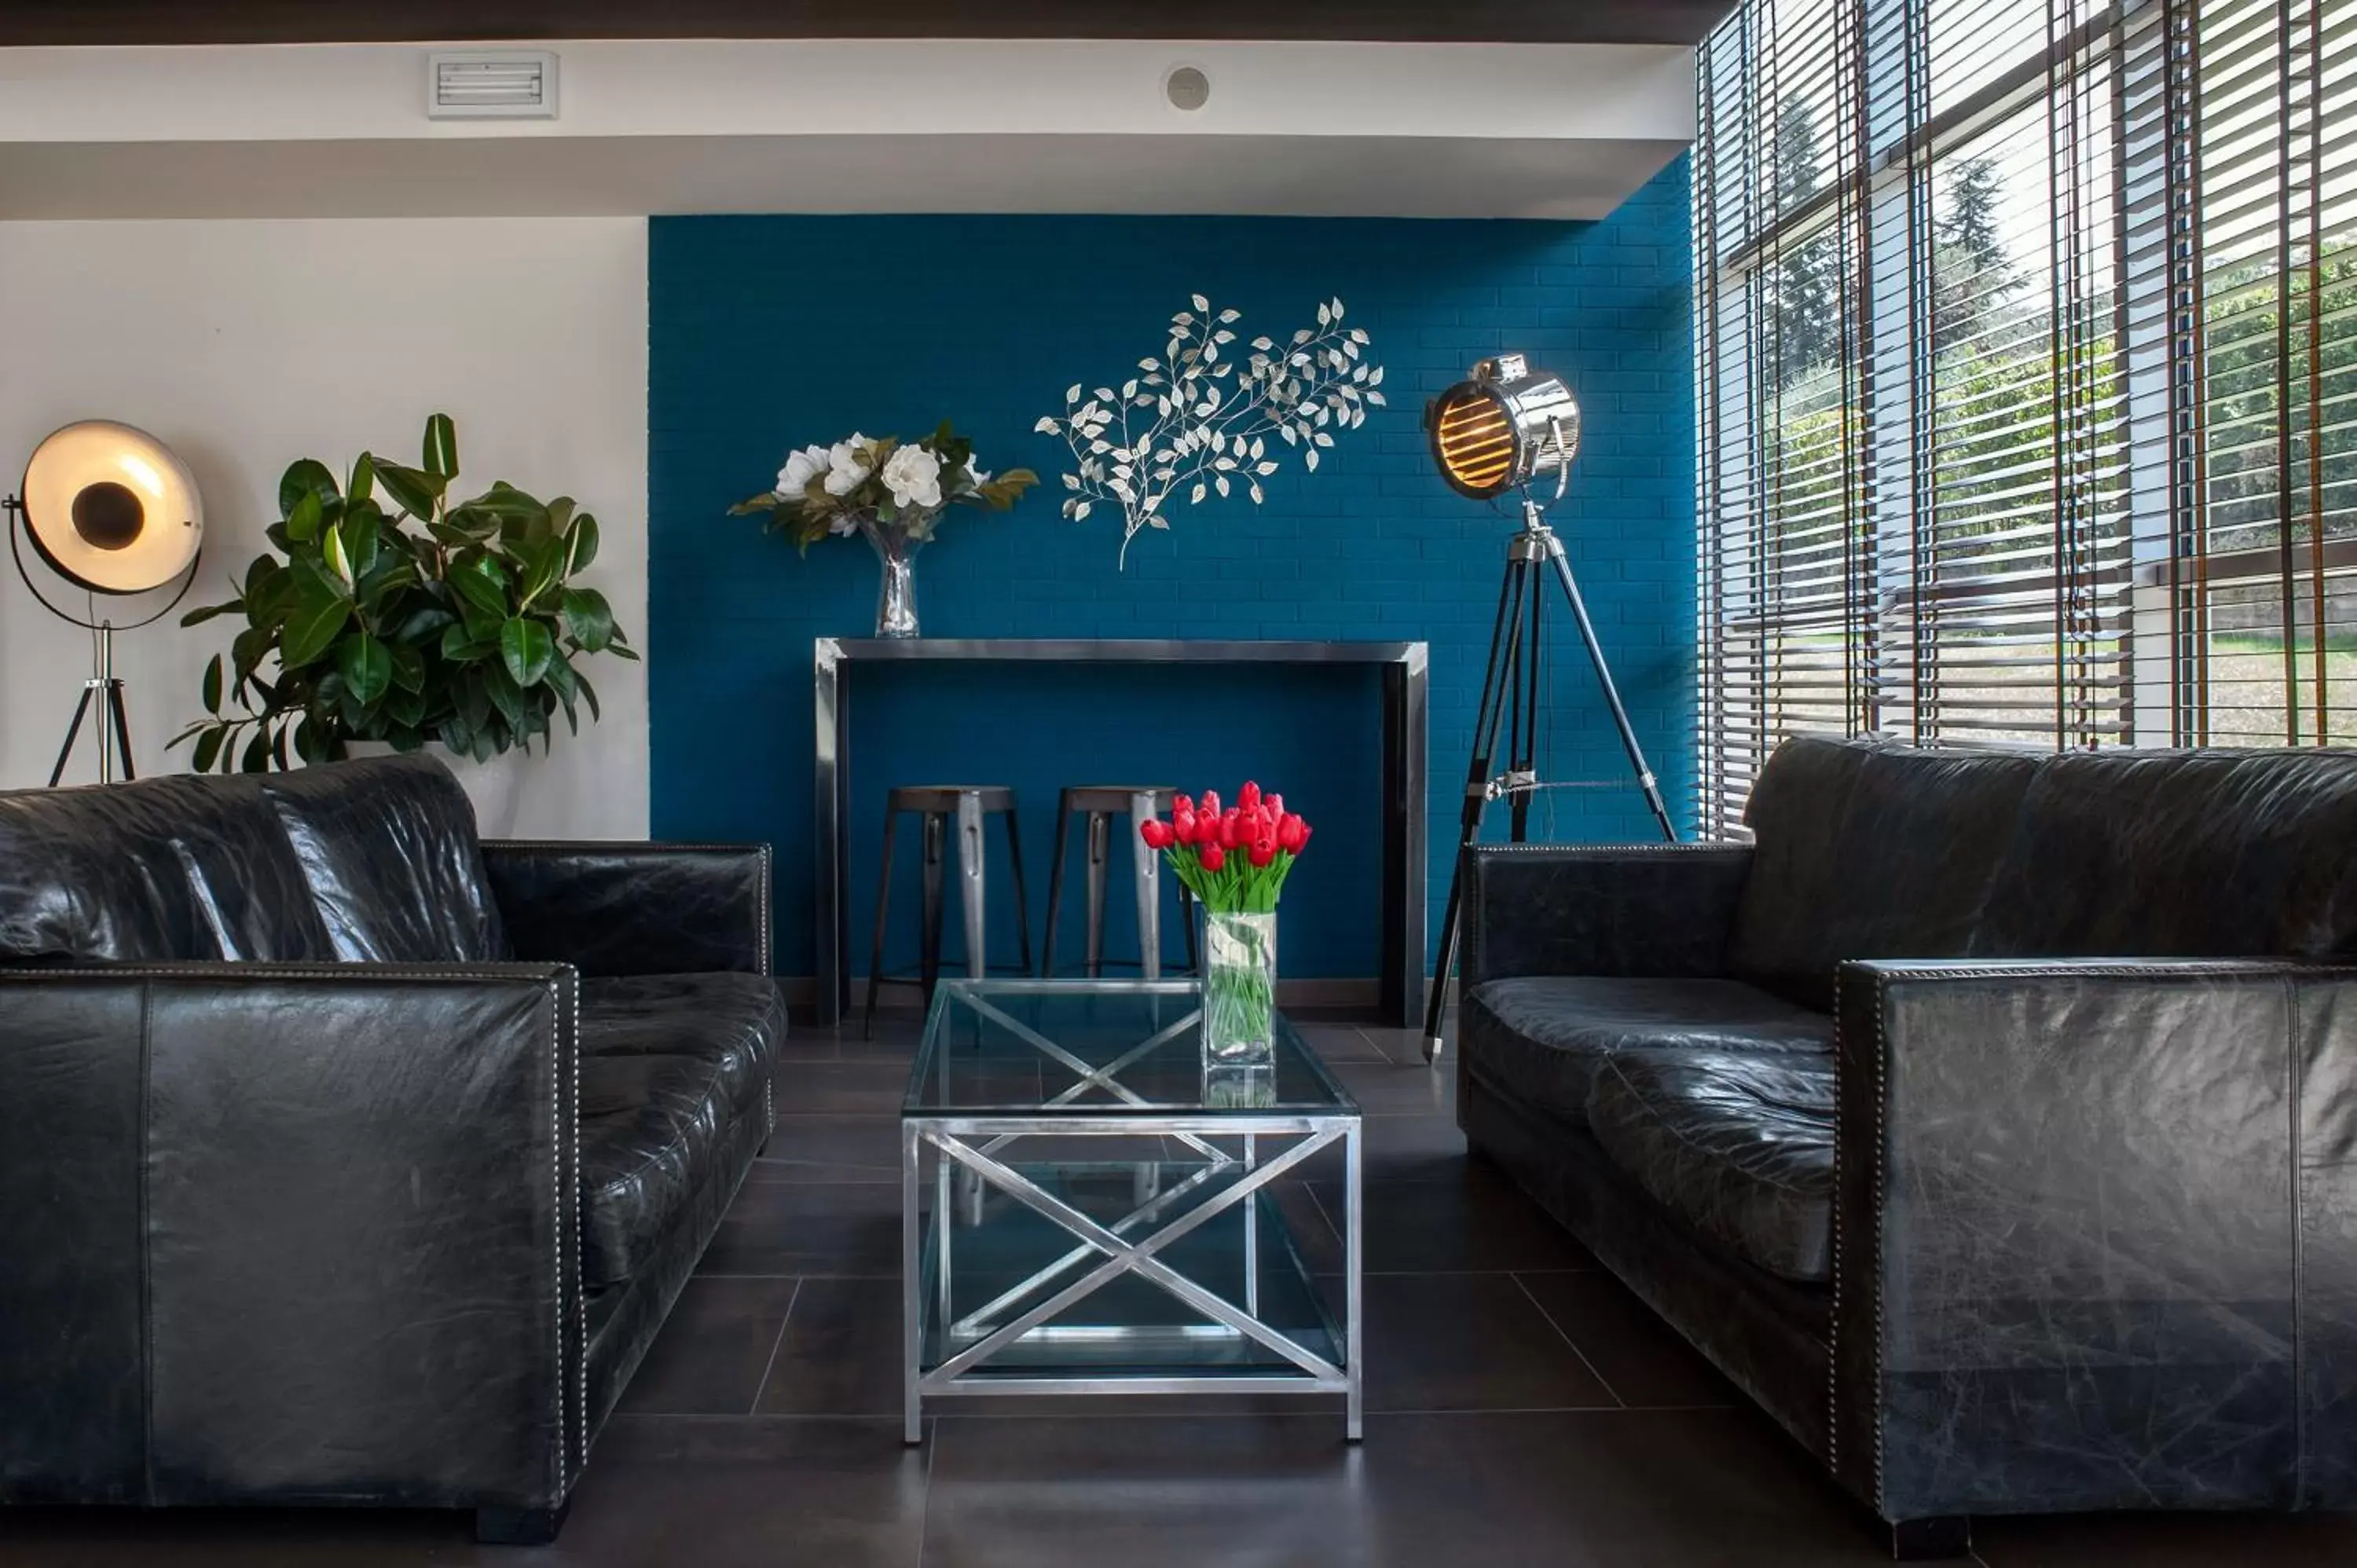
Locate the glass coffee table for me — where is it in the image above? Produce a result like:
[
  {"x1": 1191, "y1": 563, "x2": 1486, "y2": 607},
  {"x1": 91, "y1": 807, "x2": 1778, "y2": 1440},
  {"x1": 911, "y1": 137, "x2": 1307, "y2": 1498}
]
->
[{"x1": 900, "y1": 979, "x2": 1363, "y2": 1441}]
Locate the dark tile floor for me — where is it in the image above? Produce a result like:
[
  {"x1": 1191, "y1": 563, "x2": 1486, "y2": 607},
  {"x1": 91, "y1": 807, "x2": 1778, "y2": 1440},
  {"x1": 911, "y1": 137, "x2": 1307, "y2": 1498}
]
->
[{"x1": 8, "y1": 1014, "x2": 2355, "y2": 1566}]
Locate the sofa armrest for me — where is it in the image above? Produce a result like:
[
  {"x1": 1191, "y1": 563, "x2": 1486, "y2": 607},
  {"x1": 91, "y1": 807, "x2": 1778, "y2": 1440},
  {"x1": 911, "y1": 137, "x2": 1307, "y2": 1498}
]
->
[
  {"x1": 1828, "y1": 958, "x2": 2357, "y2": 1522},
  {"x1": 483, "y1": 841, "x2": 772, "y2": 978},
  {"x1": 0, "y1": 961, "x2": 585, "y2": 1515},
  {"x1": 1463, "y1": 843, "x2": 1754, "y2": 985}
]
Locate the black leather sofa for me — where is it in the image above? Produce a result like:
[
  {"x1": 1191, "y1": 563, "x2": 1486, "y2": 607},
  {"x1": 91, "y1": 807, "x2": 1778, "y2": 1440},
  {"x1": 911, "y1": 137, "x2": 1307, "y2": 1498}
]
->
[
  {"x1": 0, "y1": 755, "x2": 781, "y2": 1544},
  {"x1": 1458, "y1": 737, "x2": 2357, "y2": 1558}
]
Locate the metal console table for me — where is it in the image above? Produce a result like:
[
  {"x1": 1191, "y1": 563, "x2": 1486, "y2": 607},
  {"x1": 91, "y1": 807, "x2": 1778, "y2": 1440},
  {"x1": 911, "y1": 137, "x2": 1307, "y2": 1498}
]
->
[
  {"x1": 816, "y1": 637, "x2": 1428, "y2": 1028},
  {"x1": 900, "y1": 979, "x2": 1364, "y2": 1441}
]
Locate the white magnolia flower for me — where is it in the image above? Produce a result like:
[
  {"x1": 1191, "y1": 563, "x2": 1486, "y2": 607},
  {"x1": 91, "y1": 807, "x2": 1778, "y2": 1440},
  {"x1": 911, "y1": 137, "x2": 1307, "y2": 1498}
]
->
[
  {"x1": 823, "y1": 434, "x2": 873, "y2": 496},
  {"x1": 776, "y1": 443, "x2": 829, "y2": 498},
  {"x1": 962, "y1": 452, "x2": 992, "y2": 490},
  {"x1": 882, "y1": 445, "x2": 944, "y2": 511}
]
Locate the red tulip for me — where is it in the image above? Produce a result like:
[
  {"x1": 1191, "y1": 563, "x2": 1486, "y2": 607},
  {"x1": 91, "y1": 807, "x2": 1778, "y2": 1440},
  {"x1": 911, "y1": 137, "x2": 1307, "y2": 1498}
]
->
[
  {"x1": 1275, "y1": 814, "x2": 1306, "y2": 852},
  {"x1": 1173, "y1": 793, "x2": 1194, "y2": 817},
  {"x1": 1238, "y1": 780, "x2": 1263, "y2": 812},
  {"x1": 1171, "y1": 810, "x2": 1197, "y2": 844},
  {"x1": 1219, "y1": 811, "x2": 1242, "y2": 848},
  {"x1": 1200, "y1": 789, "x2": 1222, "y2": 818},
  {"x1": 1248, "y1": 838, "x2": 1277, "y2": 868},
  {"x1": 1265, "y1": 793, "x2": 1284, "y2": 819},
  {"x1": 1199, "y1": 842, "x2": 1226, "y2": 872},
  {"x1": 1140, "y1": 819, "x2": 1175, "y2": 850}
]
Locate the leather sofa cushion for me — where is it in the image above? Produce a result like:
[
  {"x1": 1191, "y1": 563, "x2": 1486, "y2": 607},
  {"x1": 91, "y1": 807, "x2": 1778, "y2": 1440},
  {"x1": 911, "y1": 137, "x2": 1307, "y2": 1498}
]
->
[
  {"x1": 578, "y1": 973, "x2": 784, "y2": 1288},
  {"x1": 1463, "y1": 976, "x2": 1832, "y2": 1124},
  {"x1": 1585, "y1": 1050, "x2": 1835, "y2": 1284},
  {"x1": 0, "y1": 773, "x2": 332, "y2": 962},
  {"x1": 1727, "y1": 739, "x2": 2039, "y2": 1010},
  {"x1": 261, "y1": 756, "x2": 508, "y2": 963},
  {"x1": 1972, "y1": 747, "x2": 2357, "y2": 961}
]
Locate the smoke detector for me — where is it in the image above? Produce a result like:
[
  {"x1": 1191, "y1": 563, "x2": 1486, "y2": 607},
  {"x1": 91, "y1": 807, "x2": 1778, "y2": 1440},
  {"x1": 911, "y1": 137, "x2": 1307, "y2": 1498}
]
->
[
  {"x1": 427, "y1": 51, "x2": 559, "y2": 119},
  {"x1": 1163, "y1": 64, "x2": 1211, "y2": 112}
]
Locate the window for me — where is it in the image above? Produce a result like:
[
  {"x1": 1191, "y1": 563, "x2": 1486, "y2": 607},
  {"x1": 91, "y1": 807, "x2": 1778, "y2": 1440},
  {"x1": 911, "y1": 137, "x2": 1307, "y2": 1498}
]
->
[{"x1": 1695, "y1": 0, "x2": 2357, "y2": 837}]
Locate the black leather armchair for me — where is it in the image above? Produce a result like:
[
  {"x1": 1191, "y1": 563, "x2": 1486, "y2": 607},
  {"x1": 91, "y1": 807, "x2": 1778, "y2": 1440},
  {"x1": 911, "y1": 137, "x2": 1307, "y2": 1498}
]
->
[
  {"x1": 0, "y1": 757, "x2": 781, "y2": 1544},
  {"x1": 1456, "y1": 738, "x2": 2357, "y2": 1557}
]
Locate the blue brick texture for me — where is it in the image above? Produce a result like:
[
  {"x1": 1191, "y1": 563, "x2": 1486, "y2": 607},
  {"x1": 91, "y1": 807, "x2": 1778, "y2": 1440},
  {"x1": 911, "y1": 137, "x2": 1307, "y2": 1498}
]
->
[{"x1": 649, "y1": 157, "x2": 1696, "y2": 979}]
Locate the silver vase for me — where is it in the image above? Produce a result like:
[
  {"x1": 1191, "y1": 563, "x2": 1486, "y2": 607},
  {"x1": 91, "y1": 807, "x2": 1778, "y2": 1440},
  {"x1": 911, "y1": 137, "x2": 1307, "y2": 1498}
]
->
[{"x1": 857, "y1": 515, "x2": 926, "y2": 639}]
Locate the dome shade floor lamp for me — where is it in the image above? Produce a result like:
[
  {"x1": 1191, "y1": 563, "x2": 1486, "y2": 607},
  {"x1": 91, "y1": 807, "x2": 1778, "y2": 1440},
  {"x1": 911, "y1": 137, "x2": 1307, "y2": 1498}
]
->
[
  {"x1": 1420, "y1": 354, "x2": 1676, "y2": 1063},
  {"x1": 5, "y1": 420, "x2": 205, "y2": 786}
]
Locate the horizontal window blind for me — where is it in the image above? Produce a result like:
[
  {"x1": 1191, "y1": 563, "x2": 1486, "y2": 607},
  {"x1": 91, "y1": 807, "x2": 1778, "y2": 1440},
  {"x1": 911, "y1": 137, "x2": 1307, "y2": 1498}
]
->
[{"x1": 1696, "y1": 0, "x2": 2357, "y2": 836}]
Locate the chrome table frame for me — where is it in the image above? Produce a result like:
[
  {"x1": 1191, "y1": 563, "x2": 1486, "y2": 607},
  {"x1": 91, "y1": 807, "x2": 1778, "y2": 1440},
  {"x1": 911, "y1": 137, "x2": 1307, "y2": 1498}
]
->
[
  {"x1": 816, "y1": 636, "x2": 1428, "y2": 1028},
  {"x1": 899, "y1": 980, "x2": 1364, "y2": 1442}
]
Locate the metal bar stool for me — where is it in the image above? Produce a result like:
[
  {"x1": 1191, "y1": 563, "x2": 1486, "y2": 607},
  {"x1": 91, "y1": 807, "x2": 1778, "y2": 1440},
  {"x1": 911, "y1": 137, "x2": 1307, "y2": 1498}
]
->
[
  {"x1": 864, "y1": 786, "x2": 1032, "y2": 1039},
  {"x1": 1040, "y1": 786, "x2": 1200, "y2": 980}
]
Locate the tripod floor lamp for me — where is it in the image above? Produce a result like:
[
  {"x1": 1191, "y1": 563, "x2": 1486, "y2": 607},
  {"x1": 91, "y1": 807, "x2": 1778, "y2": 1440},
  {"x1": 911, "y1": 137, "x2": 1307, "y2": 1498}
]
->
[
  {"x1": 1420, "y1": 354, "x2": 1677, "y2": 1063},
  {"x1": 5, "y1": 420, "x2": 206, "y2": 786}
]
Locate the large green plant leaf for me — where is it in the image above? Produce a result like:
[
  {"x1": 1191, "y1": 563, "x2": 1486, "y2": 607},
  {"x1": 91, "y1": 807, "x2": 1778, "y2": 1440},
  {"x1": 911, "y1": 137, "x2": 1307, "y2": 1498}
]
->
[
  {"x1": 484, "y1": 663, "x2": 527, "y2": 730},
  {"x1": 192, "y1": 727, "x2": 225, "y2": 774},
  {"x1": 449, "y1": 555, "x2": 511, "y2": 619},
  {"x1": 278, "y1": 459, "x2": 339, "y2": 521},
  {"x1": 440, "y1": 621, "x2": 496, "y2": 663},
  {"x1": 201, "y1": 654, "x2": 223, "y2": 714},
  {"x1": 422, "y1": 413, "x2": 458, "y2": 479},
  {"x1": 499, "y1": 617, "x2": 555, "y2": 688},
  {"x1": 558, "y1": 586, "x2": 614, "y2": 651},
  {"x1": 376, "y1": 461, "x2": 445, "y2": 520},
  {"x1": 347, "y1": 452, "x2": 376, "y2": 507},
  {"x1": 341, "y1": 501, "x2": 383, "y2": 581},
  {"x1": 387, "y1": 637, "x2": 427, "y2": 694},
  {"x1": 280, "y1": 583, "x2": 353, "y2": 669},
  {"x1": 566, "y1": 511, "x2": 600, "y2": 573},
  {"x1": 285, "y1": 489, "x2": 324, "y2": 544}
]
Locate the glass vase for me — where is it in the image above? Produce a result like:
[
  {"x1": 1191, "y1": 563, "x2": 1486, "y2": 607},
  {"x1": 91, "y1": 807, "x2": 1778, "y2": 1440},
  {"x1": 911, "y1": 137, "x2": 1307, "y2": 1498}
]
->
[
  {"x1": 858, "y1": 515, "x2": 926, "y2": 639},
  {"x1": 1200, "y1": 910, "x2": 1277, "y2": 1065}
]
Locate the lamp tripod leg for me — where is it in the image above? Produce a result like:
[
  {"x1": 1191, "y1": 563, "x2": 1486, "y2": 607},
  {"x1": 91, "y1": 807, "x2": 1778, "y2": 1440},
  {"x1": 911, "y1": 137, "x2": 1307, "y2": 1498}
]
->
[
  {"x1": 1538, "y1": 541, "x2": 1675, "y2": 844},
  {"x1": 105, "y1": 679, "x2": 137, "y2": 782},
  {"x1": 48, "y1": 685, "x2": 97, "y2": 789},
  {"x1": 1420, "y1": 554, "x2": 1538, "y2": 1063}
]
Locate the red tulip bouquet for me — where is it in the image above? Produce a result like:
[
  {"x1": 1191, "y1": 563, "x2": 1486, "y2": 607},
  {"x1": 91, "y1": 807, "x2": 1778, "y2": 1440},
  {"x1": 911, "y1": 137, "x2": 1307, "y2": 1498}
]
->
[{"x1": 1139, "y1": 782, "x2": 1311, "y2": 1064}]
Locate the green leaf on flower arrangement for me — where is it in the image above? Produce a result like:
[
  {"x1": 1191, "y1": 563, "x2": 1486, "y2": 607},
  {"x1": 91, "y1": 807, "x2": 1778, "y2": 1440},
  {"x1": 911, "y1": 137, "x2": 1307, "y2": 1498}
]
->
[
  {"x1": 280, "y1": 582, "x2": 353, "y2": 669},
  {"x1": 375, "y1": 461, "x2": 444, "y2": 520},
  {"x1": 565, "y1": 511, "x2": 599, "y2": 573},
  {"x1": 499, "y1": 616, "x2": 555, "y2": 688},
  {"x1": 284, "y1": 489, "x2": 324, "y2": 544},
  {"x1": 336, "y1": 630, "x2": 393, "y2": 706},
  {"x1": 557, "y1": 587, "x2": 614, "y2": 651},
  {"x1": 728, "y1": 494, "x2": 783, "y2": 516},
  {"x1": 278, "y1": 459, "x2": 340, "y2": 521},
  {"x1": 422, "y1": 413, "x2": 458, "y2": 479},
  {"x1": 347, "y1": 452, "x2": 376, "y2": 507},
  {"x1": 201, "y1": 654, "x2": 223, "y2": 715}
]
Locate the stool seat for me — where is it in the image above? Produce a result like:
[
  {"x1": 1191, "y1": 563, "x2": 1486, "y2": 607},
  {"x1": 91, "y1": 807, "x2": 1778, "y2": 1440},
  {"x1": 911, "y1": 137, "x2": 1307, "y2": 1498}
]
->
[
  {"x1": 886, "y1": 786, "x2": 1017, "y2": 813},
  {"x1": 1043, "y1": 785, "x2": 1197, "y2": 980}
]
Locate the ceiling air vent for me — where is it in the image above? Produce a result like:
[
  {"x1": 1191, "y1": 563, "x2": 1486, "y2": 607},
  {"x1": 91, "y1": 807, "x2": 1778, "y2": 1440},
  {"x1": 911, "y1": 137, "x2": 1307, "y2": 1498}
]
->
[{"x1": 427, "y1": 51, "x2": 559, "y2": 119}]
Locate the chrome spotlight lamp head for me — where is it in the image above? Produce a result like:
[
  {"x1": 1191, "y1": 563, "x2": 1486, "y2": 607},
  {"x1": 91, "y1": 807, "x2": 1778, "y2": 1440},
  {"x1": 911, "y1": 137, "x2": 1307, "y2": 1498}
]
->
[{"x1": 1424, "y1": 353, "x2": 1582, "y2": 503}]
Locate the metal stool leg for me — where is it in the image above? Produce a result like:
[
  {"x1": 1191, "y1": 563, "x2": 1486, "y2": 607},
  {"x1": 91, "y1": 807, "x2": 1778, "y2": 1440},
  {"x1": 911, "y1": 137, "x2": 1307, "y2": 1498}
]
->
[
  {"x1": 1127, "y1": 789, "x2": 1162, "y2": 981},
  {"x1": 1003, "y1": 806, "x2": 1033, "y2": 975},
  {"x1": 956, "y1": 790, "x2": 987, "y2": 981},
  {"x1": 863, "y1": 809, "x2": 900, "y2": 1041},
  {"x1": 919, "y1": 812, "x2": 947, "y2": 1014},
  {"x1": 1083, "y1": 811, "x2": 1109, "y2": 979},
  {"x1": 1040, "y1": 794, "x2": 1072, "y2": 977},
  {"x1": 1179, "y1": 885, "x2": 1200, "y2": 972}
]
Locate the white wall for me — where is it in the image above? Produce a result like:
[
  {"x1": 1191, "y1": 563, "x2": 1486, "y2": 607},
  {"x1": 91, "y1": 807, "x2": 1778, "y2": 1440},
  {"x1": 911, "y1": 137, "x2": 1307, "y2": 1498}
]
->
[{"x1": 0, "y1": 217, "x2": 651, "y2": 837}]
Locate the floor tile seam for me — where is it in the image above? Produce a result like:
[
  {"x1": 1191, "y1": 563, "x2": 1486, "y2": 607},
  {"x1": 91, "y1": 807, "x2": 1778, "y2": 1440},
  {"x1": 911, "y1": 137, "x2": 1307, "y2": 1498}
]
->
[
  {"x1": 1508, "y1": 1270, "x2": 1626, "y2": 1409},
  {"x1": 747, "y1": 1277, "x2": 805, "y2": 1415}
]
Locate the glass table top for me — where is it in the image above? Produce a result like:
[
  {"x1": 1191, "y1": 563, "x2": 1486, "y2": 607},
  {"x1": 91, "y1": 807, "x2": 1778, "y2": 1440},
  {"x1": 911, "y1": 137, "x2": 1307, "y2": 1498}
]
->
[{"x1": 903, "y1": 980, "x2": 1361, "y2": 1119}]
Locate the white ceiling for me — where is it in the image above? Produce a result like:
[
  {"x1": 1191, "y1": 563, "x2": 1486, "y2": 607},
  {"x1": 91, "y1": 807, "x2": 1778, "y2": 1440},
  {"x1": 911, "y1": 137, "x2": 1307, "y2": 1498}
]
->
[{"x1": 0, "y1": 39, "x2": 1694, "y2": 221}]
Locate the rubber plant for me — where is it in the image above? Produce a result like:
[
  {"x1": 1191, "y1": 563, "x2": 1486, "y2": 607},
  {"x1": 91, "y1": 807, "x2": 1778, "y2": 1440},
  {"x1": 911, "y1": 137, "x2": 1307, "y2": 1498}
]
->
[{"x1": 171, "y1": 413, "x2": 635, "y2": 772}]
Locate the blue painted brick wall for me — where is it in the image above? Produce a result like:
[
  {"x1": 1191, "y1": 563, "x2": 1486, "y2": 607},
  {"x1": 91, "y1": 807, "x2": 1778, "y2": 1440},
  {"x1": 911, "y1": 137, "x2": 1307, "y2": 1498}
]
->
[{"x1": 649, "y1": 156, "x2": 1695, "y2": 980}]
